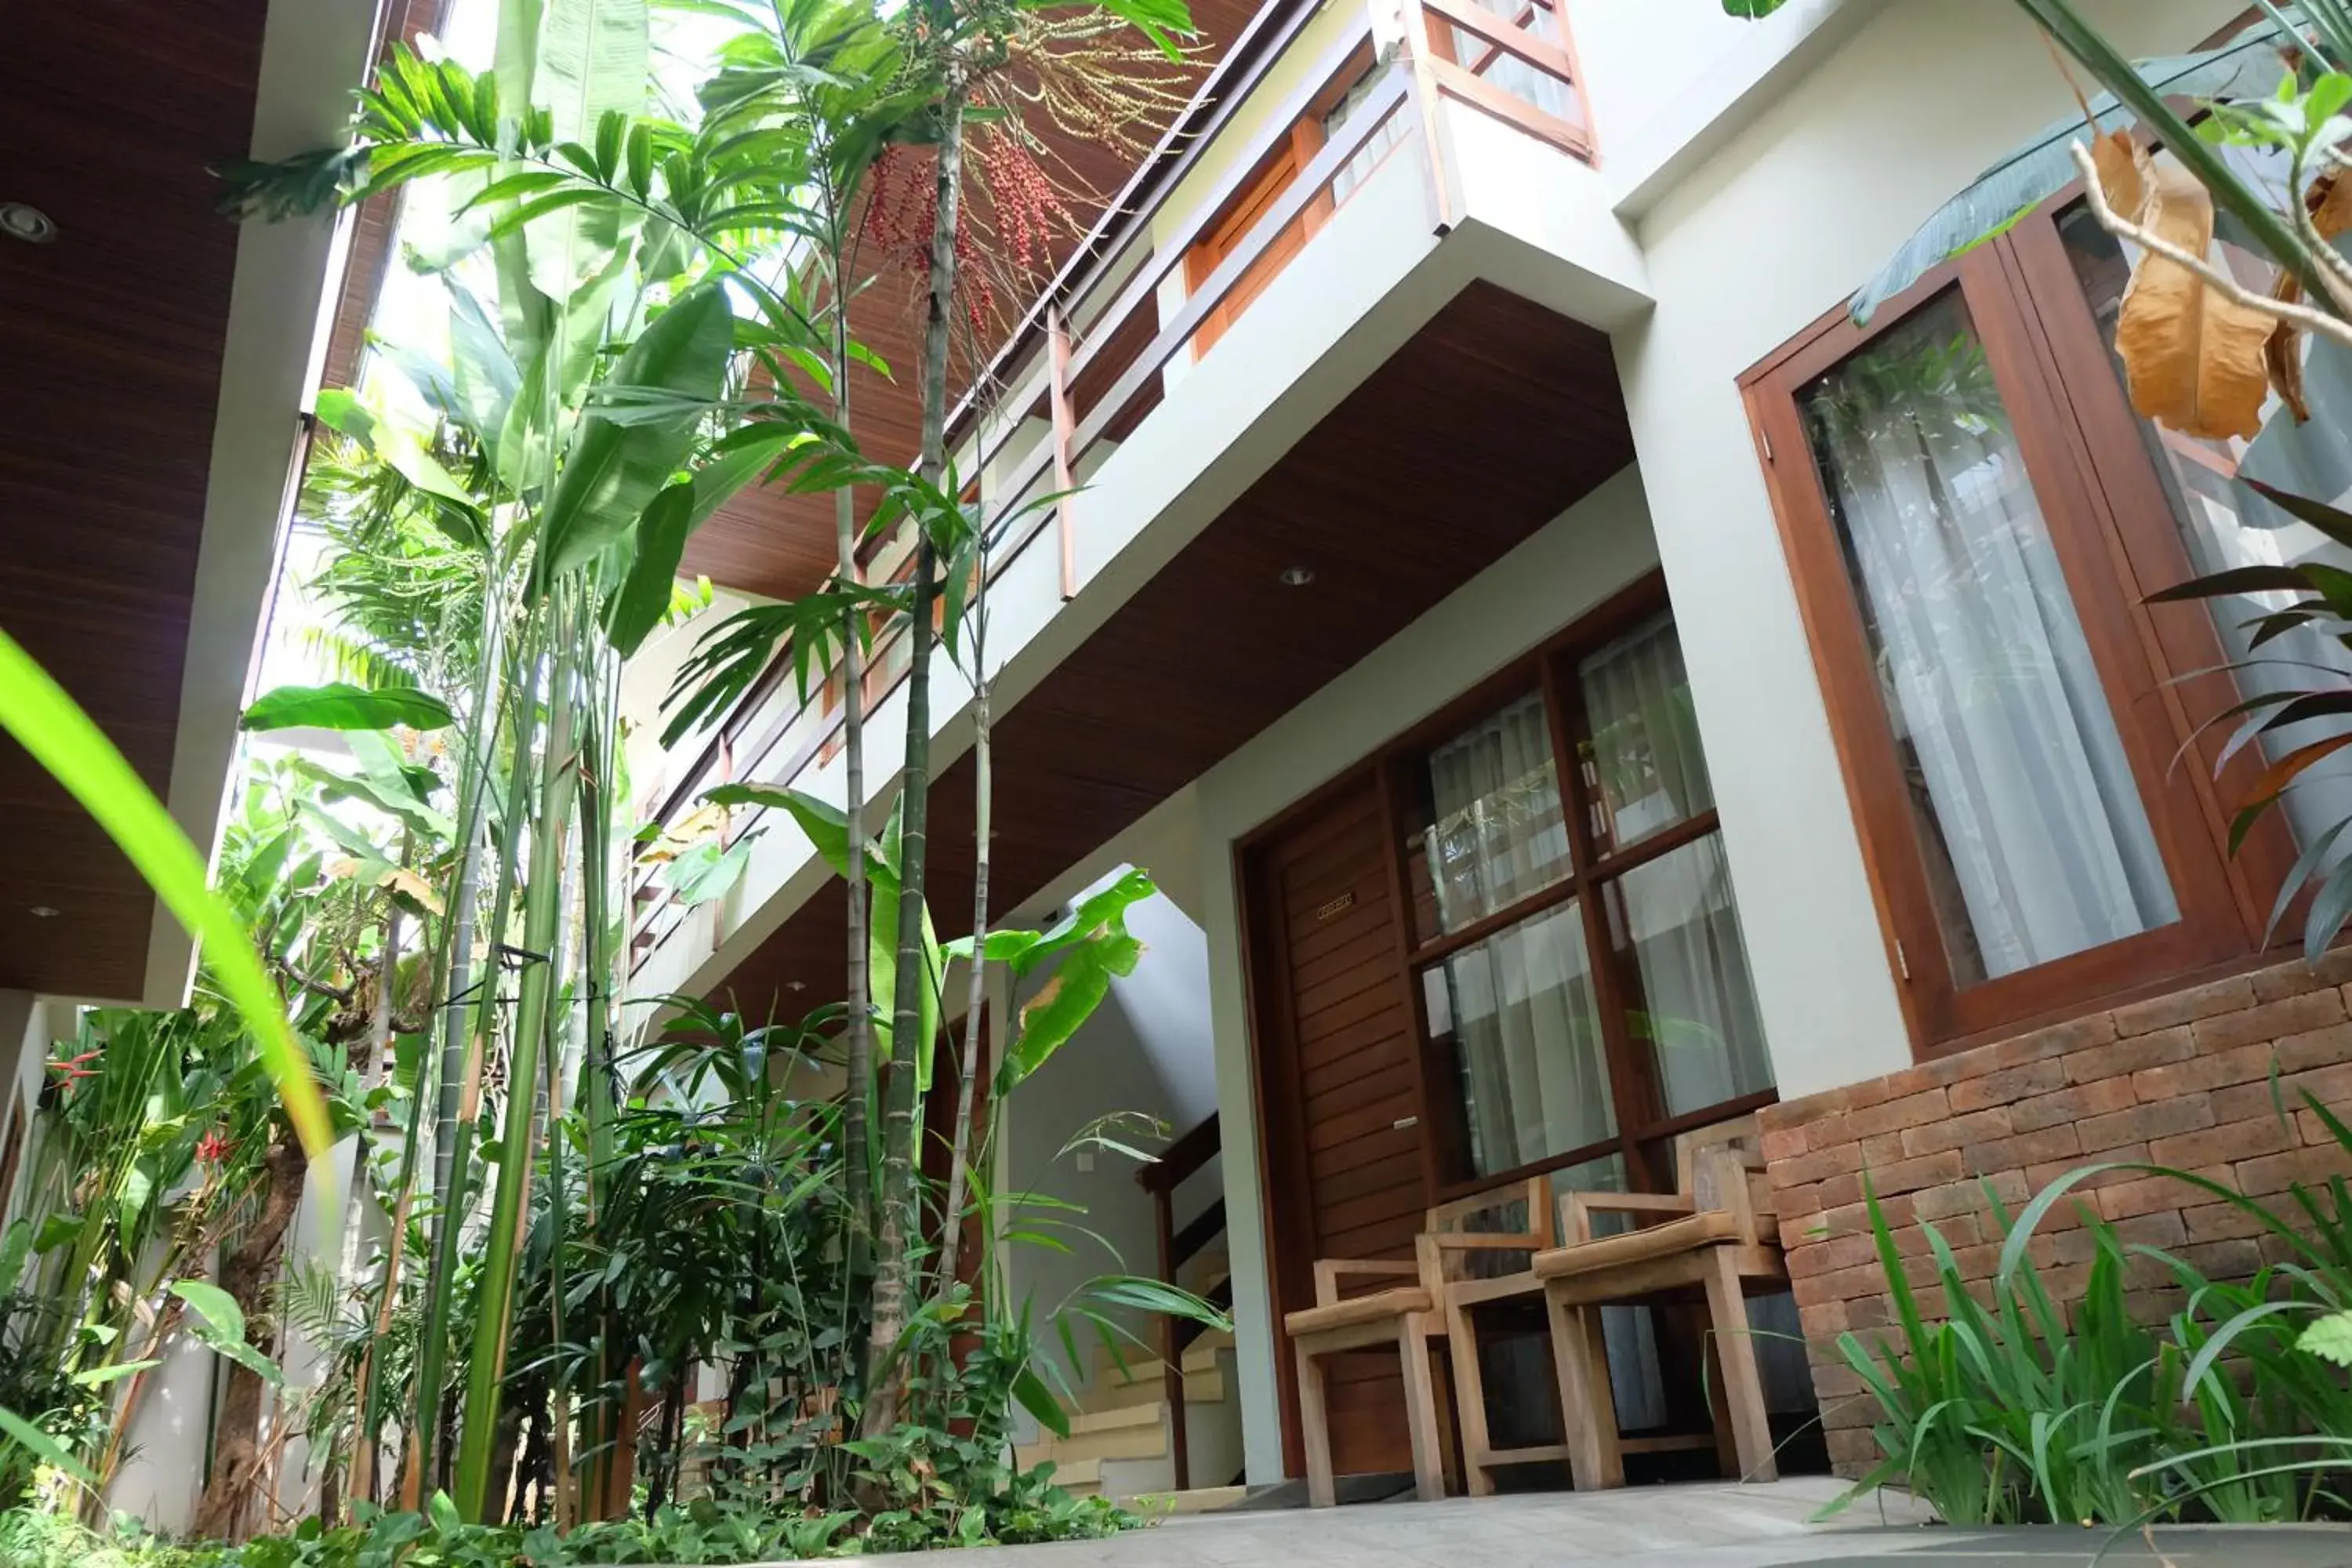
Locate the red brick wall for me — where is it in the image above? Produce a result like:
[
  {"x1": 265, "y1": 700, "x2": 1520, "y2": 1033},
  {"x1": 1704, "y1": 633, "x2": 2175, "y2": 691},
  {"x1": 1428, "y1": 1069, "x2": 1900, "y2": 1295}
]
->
[{"x1": 1759, "y1": 952, "x2": 2352, "y2": 1475}]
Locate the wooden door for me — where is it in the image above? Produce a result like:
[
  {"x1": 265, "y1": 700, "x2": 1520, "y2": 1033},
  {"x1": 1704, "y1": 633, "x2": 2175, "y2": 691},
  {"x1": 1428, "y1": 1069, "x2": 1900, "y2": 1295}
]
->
[{"x1": 1247, "y1": 773, "x2": 1430, "y2": 1480}]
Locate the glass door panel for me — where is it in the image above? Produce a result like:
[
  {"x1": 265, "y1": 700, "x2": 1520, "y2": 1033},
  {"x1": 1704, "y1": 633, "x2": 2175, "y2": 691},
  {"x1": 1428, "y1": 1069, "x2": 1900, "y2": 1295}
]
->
[{"x1": 1796, "y1": 289, "x2": 2180, "y2": 986}]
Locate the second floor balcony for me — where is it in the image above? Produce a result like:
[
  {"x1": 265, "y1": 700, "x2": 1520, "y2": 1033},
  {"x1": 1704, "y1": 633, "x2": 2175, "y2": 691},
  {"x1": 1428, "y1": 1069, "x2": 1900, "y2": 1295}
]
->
[{"x1": 622, "y1": 0, "x2": 1804, "y2": 1007}]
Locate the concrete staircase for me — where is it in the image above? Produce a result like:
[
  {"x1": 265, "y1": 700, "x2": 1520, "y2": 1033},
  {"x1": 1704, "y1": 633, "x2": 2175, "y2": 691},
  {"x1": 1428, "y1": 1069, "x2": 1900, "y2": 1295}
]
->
[{"x1": 1016, "y1": 1327, "x2": 1244, "y2": 1509}]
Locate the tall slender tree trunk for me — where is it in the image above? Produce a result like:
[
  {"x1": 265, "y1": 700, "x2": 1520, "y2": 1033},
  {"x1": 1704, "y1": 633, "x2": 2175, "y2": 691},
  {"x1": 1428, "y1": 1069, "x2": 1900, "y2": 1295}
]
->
[
  {"x1": 191, "y1": 1135, "x2": 310, "y2": 1541},
  {"x1": 833, "y1": 227, "x2": 873, "y2": 1247},
  {"x1": 346, "y1": 900, "x2": 406, "y2": 1511},
  {"x1": 935, "y1": 558, "x2": 989, "y2": 1301},
  {"x1": 862, "y1": 71, "x2": 967, "y2": 1439}
]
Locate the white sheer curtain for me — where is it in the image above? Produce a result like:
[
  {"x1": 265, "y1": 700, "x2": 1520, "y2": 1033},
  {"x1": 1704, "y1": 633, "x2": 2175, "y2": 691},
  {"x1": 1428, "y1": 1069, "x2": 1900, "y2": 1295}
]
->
[
  {"x1": 1425, "y1": 693, "x2": 1567, "y2": 931},
  {"x1": 1804, "y1": 299, "x2": 2178, "y2": 984},
  {"x1": 1581, "y1": 613, "x2": 1714, "y2": 849},
  {"x1": 1613, "y1": 841, "x2": 1773, "y2": 1118},
  {"x1": 1323, "y1": 67, "x2": 1407, "y2": 207},
  {"x1": 1427, "y1": 906, "x2": 1615, "y2": 1176},
  {"x1": 1421, "y1": 694, "x2": 1607, "y2": 1175}
]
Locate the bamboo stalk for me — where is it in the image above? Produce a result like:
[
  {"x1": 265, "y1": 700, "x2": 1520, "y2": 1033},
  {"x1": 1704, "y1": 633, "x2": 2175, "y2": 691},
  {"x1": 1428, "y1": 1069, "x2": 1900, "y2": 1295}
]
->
[
  {"x1": 455, "y1": 590, "x2": 585, "y2": 1520},
  {"x1": 863, "y1": 60, "x2": 968, "y2": 1438}
]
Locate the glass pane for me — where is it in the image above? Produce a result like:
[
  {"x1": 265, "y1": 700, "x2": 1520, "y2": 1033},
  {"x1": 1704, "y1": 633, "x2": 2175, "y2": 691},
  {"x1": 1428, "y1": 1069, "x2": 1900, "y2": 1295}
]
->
[
  {"x1": 1418, "y1": 900, "x2": 1613, "y2": 1178},
  {"x1": 1404, "y1": 691, "x2": 1570, "y2": 944},
  {"x1": 1322, "y1": 65, "x2": 1407, "y2": 207},
  {"x1": 2058, "y1": 203, "x2": 2352, "y2": 878},
  {"x1": 1602, "y1": 833, "x2": 1773, "y2": 1119},
  {"x1": 1447, "y1": 0, "x2": 1581, "y2": 130},
  {"x1": 1798, "y1": 290, "x2": 2179, "y2": 985},
  {"x1": 1579, "y1": 611, "x2": 1715, "y2": 854}
]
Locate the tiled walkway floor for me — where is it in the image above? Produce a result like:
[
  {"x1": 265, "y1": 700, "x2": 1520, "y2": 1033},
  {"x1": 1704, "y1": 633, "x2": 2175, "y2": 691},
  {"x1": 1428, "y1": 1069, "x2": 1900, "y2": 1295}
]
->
[{"x1": 935, "y1": 1481, "x2": 2352, "y2": 1568}]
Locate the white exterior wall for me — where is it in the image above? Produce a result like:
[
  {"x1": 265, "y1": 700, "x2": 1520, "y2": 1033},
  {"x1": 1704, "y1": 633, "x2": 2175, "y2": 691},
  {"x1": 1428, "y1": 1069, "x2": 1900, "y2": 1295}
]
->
[{"x1": 1617, "y1": 0, "x2": 2240, "y2": 1100}]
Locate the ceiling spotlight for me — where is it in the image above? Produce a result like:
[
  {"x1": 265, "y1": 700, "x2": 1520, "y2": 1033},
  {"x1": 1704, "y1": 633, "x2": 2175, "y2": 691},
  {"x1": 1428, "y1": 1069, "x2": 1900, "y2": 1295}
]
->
[
  {"x1": 27, "y1": 906, "x2": 59, "y2": 919},
  {"x1": 1, "y1": 203, "x2": 58, "y2": 244},
  {"x1": 1278, "y1": 566, "x2": 1316, "y2": 587}
]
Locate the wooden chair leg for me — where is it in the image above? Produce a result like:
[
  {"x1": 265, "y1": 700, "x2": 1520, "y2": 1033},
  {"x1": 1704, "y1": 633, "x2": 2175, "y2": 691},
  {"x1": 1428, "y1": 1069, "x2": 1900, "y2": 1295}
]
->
[
  {"x1": 1294, "y1": 1337, "x2": 1336, "y2": 1508},
  {"x1": 1398, "y1": 1315, "x2": 1446, "y2": 1502},
  {"x1": 1545, "y1": 1285, "x2": 1623, "y2": 1490},
  {"x1": 1703, "y1": 1329, "x2": 1739, "y2": 1479},
  {"x1": 1702, "y1": 1248, "x2": 1776, "y2": 1483},
  {"x1": 1443, "y1": 1296, "x2": 1497, "y2": 1497}
]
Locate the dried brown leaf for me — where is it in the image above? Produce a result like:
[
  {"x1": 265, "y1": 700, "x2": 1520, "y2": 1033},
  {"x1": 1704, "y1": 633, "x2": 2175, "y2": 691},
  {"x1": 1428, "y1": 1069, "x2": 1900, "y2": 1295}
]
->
[
  {"x1": 2310, "y1": 170, "x2": 2352, "y2": 241},
  {"x1": 2267, "y1": 270, "x2": 2310, "y2": 425},
  {"x1": 2114, "y1": 160, "x2": 2273, "y2": 441},
  {"x1": 2091, "y1": 129, "x2": 2148, "y2": 224}
]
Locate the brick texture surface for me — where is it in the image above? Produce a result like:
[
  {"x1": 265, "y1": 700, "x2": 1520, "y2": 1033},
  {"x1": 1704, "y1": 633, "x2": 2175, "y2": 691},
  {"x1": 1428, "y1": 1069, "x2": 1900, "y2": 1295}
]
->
[{"x1": 1760, "y1": 957, "x2": 2352, "y2": 1477}]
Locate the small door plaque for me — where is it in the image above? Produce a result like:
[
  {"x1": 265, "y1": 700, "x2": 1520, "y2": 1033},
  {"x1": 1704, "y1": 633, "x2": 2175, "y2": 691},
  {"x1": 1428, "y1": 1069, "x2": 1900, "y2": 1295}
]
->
[{"x1": 1313, "y1": 891, "x2": 1356, "y2": 923}]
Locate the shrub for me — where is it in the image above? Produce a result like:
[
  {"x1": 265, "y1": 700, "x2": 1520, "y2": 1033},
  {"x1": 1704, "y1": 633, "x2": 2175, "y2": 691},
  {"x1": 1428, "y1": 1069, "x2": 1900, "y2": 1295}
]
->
[{"x1": 1831, "y1": 1089, "x2": 2352, "y2": 1526}]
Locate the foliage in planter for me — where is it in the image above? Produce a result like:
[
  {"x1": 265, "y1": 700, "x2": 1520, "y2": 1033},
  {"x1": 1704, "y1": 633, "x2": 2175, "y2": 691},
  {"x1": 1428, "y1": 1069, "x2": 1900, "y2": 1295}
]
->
[
  {"x1": 1829, "y1": 1090, "x2": 2352, "y2": 1526},
  {"x1": 0, "y1": 1475, "x2": 1133, "y2": 1568}
]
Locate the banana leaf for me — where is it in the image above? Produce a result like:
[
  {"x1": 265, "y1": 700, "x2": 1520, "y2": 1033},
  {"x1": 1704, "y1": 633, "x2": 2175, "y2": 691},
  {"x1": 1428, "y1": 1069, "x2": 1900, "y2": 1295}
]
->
[{"x1": 1850, "y1": 20, "x2": 2296, "y2": 323}]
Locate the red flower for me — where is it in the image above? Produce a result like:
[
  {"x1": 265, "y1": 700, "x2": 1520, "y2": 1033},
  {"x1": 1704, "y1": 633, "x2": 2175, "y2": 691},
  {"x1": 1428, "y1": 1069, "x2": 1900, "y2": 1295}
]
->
[
  {"x1": 195, "y1": 1130, "x2": 234, "y2": 1168},
  {"x1": 45, "y1": 1049, "x2": 98, "y2": 1085}
]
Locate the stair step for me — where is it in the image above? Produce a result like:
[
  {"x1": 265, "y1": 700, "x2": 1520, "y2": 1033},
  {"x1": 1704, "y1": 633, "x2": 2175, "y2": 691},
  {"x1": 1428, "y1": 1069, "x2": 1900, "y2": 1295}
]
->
[
  {"x1": 1016, "y1": 1403, "x2": 1169, "y2": 1469},
  {"x1": 1098, "y1": 1366, "x2": 1224, "y2": 1408},
  {"x1": 1067, "y1": 1400, "x2": 1164, "y2": 1436}
]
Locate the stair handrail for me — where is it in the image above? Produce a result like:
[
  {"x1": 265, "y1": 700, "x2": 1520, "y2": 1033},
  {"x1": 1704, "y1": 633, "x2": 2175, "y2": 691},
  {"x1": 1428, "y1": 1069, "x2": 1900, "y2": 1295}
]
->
[
  {"x1": 1137, "y1": 1111, "x2": 1218, "y2": 1195},
  {"x1": 1142, "y1": 1112, "x2": 1225, "y2": 1491}
]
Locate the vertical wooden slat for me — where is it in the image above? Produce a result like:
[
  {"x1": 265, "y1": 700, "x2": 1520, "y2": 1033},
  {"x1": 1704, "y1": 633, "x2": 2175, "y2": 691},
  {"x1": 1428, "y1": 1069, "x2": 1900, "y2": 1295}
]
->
[{"x1": 1048, "y1": 303, "x2": 1080, "y2": 601}]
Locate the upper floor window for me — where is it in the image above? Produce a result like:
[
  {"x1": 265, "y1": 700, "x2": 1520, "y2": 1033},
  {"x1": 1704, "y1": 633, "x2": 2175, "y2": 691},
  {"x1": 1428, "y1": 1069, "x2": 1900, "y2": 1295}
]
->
[{"x1": 1744, "y1": 183, "x2": 2330, "y2": 1054}]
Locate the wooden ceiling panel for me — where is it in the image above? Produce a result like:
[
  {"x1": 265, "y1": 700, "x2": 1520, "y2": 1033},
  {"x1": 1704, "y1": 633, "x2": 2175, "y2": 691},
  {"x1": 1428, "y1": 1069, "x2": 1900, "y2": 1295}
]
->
[
  {"x1": 704, "y1": 281, "x2": 1633, "y2": 1022},
  {"x1": 0, "y1": 0, "x2": 274, "y2": 997}
]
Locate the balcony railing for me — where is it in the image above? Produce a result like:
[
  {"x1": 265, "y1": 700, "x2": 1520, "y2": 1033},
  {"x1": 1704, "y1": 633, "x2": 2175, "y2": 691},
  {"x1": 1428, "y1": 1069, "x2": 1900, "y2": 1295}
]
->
[{"x1": 630, "y1": 0, "x2": 1592, "y2": 975}]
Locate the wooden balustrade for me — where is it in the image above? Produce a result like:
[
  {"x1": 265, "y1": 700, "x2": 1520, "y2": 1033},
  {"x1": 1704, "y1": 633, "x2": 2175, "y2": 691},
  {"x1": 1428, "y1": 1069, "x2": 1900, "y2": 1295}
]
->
[{"x1": 628, "y1": 0, "x2": 1596, "y2": 977}]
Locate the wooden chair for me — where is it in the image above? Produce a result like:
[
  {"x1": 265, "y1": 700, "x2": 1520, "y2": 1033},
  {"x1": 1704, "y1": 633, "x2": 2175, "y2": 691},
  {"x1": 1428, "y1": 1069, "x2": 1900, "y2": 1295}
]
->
[
  {"x1": 1533, "y1": 1116, "x2": 1785, "y2": 1491},
  {"x1": 1283, "y1": 1178, "x2": 1544, "y2": 1507},
  {"x1": 1421, "y1": 1178, "x2": 1558, "y2": 1496}
]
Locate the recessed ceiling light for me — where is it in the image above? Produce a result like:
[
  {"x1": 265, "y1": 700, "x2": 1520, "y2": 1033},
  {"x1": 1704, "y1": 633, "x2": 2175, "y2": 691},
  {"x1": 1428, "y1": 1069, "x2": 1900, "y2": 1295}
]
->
[
  {"x1": 27, "y1": 906, "x2": 59, "y2": 919},
  {"x1": 1279, "y1": 566, "x2": 1316, "y2": 587},
  {"x1": 1, "y1": 204, "x2": 57, "y2": 244}
]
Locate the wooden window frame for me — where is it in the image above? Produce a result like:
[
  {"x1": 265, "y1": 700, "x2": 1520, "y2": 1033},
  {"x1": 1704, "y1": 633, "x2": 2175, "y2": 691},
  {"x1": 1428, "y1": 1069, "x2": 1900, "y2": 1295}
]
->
[
  {"x1": 1238, "y1": 571, "x2": 1779, "y2": 1218},
  {"x1": 1740, "y1": 188, "x2": 2300, "y2": 1059}
]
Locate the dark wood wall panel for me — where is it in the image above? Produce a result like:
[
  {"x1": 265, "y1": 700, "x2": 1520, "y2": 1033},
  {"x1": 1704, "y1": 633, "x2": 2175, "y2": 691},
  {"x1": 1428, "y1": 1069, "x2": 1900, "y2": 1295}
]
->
[
  {"x1": 1252, "y1": 776, "x2": 1427, "y2": 1479},
  {"x1": 0, "y1": 0, "x2": 274, "y2": 998}
]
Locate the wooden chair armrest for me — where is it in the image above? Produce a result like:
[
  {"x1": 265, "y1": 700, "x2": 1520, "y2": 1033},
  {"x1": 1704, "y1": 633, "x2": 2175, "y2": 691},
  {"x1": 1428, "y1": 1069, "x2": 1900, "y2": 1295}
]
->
[
  {"x1": 1694, "y1": 1144, "x2": 1775, "y2": 1247},
  {"x1": 1313, "y1": 1258, "x2": 1420, "y2": 1306},
  {"x1": 1417, "y1": 1231, "x2": 1543, "y2": 1284},
  {"x1": 1557, "y1": 1190, "x2": 1694, "y2": 1246}
]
